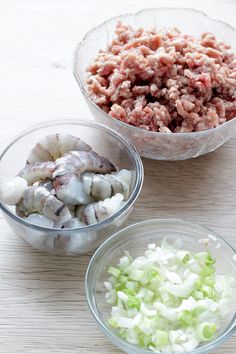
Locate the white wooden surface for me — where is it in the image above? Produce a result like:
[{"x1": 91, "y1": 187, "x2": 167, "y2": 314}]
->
[{"x1": 0, "y1": 0, "x2": 236, "y2": 353}]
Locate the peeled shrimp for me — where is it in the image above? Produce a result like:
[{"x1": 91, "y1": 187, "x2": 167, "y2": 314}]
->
[
  {"x1": 63, "y1": 218, "x2": 85, "y2": 228},
  {"x1": 18, "y1": 161, "x2": 55, "y2": 185},
  {"x1": 38, "y1": 179, "x2": 54, "y2": 192},
  {"x1": 53, "y1": 151, "x2": 116, "y2": 204},
  {"x1": 54, "y1": 173, "x2": 92, "y2": 205},
  {"x1": 26, "y1": 213, "x2": 54, "y2": 228},
  {"x1": 27, "y1": 133, "x2": 92, "y2": 163},
  {"x1": 16, "y1": 186, "x2": 71, "y2": 225},
  {"x1": 53, "y1": 150, "x2": 116, "y2": 178},
  {"x1": 76, "y1": 193, "x2": 124, "y2": 225},
  {"x1": 0, "y1": 176, "x2": 28, "y2": 205},
  {"x1": 82, "y1": 169, "x2": 132, "y2": 201}
]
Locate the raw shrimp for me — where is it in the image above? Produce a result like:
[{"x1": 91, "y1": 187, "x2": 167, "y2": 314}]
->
[
  {"x1": 18, "y1": 161, "x2": 55, "y2": 185},
  {"x1": 54, "y1": 173, "x2": 92, "y2": 205},
  {"x1": 67, "y1": 204, "x2": 77, "y2": 218},
  {"x1": 82, "y1": 169, "x2": 132, "y2": 201},
  {"x1": 53, "y1": 150, "x2": 116, "y2": 178},
  {"x1": 63, "y1": 218, "x2": 86, "y2": 228},
  {"x1": 53, "y1": 151, "x2": 116, "y2": 204},
  {"x1": 38, "y1": 179, "x2": 54, "y2": 192},
  {"x1": 16, "y1": 186, "x2": 71, "y2": 225},
  {"x1": 76, "y1": 193, "x2": 124, "y2": 225},
  {"x1": 0, "y1": 176, "x2": 28, "y2": 205},
  {"x1": 53, "y1": 204, "x2": 77, "y2": 228},
  {"x1": 25, "y1": 213, "x2": 54, "y2": 228},
  {"x1": 27, "y1": 133, "x2": 92, "y2": 163}
]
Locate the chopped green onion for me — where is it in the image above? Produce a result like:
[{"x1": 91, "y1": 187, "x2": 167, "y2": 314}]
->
[
  {"x1": 154, "y1": 330, "x2": 169, "y2": 348},
  {"x1": 200, "y1": 265, "x2": 215, "y2": 277},
  {"x1": 115, "y1": 283, "x2": 124, "y2": 291},
  {"x1": 196, "y1": 322, "x2": 216, "y2": 341},
  {"x1": 126, "y1": 280, "x2": 139, "y2": 292},
  {"x1": 108, "y1": 318, "x2": 118, "y2": 328},
  {"x1": 127, "y1": 297, "x2": 140, "y2": 310},
  {"x1": 139, "y1": 334, "x2": 152, "y2": 347},
  {"x1": 178, "y1": 310, "x2": 194, "y2": 327},
  {"x1": 192, "y1": 290, "x2": 204, "y2": 300},
  {"x1": 201, "y1": 285, "x2": 215, "y2": 298},
  {"x1": 104, "y1": 241, "x2": 233, "y2": 352},
  {"x1": 204, "y1": 277, "x2": 215, "y2": 287},
  {"x1": 195, "y1": 252, "x2": 216, "y2": 266},
  {"x1": 144, "y1": 289, "x2": 155, "y2": 302},
  {"x1": 123, "y1": 288, "x2": 136, "y2": 296},
  {"x1": 147, "y1": 267, "x2": 159, "y2": 280},
  {"x1": 177, "y1": 250, "x2": 191, "y2": 263},
  {"x1": 108, "y1": 266, "x2": 121, "y2": 278},
  {"x1": 119, "y1": 275, "x2": 128, "y2": 285},
  {"x1": 129, "y1": 269, "x2": 145, "y2": 281}
]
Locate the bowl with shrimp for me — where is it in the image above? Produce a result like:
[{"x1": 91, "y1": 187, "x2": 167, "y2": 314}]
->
[
  {"x1": 0, "y1": 120, "x2": 143, "y2": 255},
  {"x1": 73, "y1": 8, "x2": 236, "y2": 160}
]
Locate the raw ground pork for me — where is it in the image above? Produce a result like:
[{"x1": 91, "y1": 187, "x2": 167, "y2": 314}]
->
[{"x1": 87, "y1": 22, "x2": 236, "y2": 133}]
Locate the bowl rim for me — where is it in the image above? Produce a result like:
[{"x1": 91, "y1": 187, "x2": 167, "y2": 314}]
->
[
  {"x1": 85, "y1": 218, "x2": 236, "y2": 354},
  {"x1": 73, "y1": 7, "x2": 236, "y2": 137},
  {"x1": 0, "y1": 118, "x2": 144, "y2": 233}
]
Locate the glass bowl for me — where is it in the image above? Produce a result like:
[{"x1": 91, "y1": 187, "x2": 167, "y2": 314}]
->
[
  {"x1": 85, "y1": 219, "x2": 236, "y2": 354},
  {"x1": 73, "y1": 8, "x2": 236, "y2": 160},
  {"x1": 0, "y1": 120, "x2": 143, "y2": 256}
]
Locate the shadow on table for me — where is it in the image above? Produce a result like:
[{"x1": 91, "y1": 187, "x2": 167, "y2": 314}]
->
[
  {"x1": 131, "y1": 140, "x2": 235, "y2": 222},
  {"x1": 141, "y1": 141, "x2": 232, "y2": 199}
]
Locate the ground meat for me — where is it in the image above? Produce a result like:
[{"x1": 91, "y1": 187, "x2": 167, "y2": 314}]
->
[{"x1": 87, "y1": 22, "x2": 236, "y2": 133}]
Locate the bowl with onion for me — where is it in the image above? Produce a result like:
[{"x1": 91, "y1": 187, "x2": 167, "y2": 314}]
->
[{"x1": 85, "y1": 219, "x2": 236, "y2": 354}]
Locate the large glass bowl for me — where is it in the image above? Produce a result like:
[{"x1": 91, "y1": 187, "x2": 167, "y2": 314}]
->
[
  {"x1": 0, "y1": 120, "x2": 143, "y2": 255},
  {"x1": 73, "y1": 8, "x2": 236, "y2": 160},
  {"x1": 86, "y1": 219, "x2": 236, "y2": 354}
]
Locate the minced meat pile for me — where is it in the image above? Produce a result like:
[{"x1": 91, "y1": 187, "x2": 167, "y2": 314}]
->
[{"x1": 86, "y1": 22, "x2": 236, "y2": 133}]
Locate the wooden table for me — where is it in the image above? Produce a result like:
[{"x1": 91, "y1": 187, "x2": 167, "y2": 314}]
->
[{"x1": 0, "y1": 1, "x2": 235, "y2": 353}]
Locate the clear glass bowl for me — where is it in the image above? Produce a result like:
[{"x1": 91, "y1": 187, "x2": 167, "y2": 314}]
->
[
  {"x1": 86, "y1": 219, "x2": 236, "y2": 354},
  {"x1": 73, "y1": 8, "x2": 236, "y2": 160},
  {"x1": 0, "y1": 120, "x2": 143, "y2": 256}
]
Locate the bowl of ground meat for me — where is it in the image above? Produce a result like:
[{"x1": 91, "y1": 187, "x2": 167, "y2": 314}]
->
[{"x1": 73, "y1": 8, "x2": 236, "y2": 160}]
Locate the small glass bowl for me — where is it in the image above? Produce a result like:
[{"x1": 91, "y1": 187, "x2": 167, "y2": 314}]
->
[
  {"x1": 0, "y1": 120, "x2": 143, "y2": 255},
  {"x1": 86, "y1": 219, "x2": 236, "y2": 354},
  {"x1": 73, "y1": 8, "x2": 236, "y2": 160}
]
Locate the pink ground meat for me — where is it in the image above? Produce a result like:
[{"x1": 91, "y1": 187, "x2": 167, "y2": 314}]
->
[{"x1": 87, "y1": 22, "x2": 236, "y2": 133}]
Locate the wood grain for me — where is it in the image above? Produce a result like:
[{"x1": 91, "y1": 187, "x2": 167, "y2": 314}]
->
[{"x1": 0, "y1": 0, "x2": 235, "y2": 353}]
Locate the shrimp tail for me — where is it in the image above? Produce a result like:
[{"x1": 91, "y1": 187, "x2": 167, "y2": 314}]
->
[
  {"x1": 76, "y1": 193, "x2": 124, "y2": 225},
  {"x1": 16, "y1": 186, "x2": 71, "y2": 225}
]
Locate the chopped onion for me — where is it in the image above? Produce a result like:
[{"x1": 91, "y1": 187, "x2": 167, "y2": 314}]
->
[{"x1": 104, "y1": 240, "x2": 234, "y2": 352}]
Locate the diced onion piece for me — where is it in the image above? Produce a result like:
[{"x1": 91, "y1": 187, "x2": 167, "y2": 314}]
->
[
  {"x1": 129, "y1": 269, "x2": 144, "y2": 281},
  {"x1": 162, "y1": 273, "x2": 199, "y2": 298},
  {"x1": 154, "y1": 330, "x2": 169, "y2": 348},
  {"x1": 108, "y1": 266, "x2": 121, "y2": 278}
]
